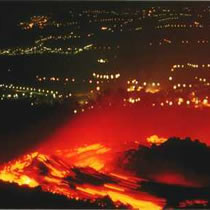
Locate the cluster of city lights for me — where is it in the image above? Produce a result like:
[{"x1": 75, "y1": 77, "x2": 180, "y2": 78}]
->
[
  {"x1": 168, "y1": 64, "x2": 210, "y2": 93},
  {"x1": 19, "y1": 16, "x2": 78, "y2": 30},
  {"x1": 18, "y1": 16, "x2": 49, "y2": 30},
  {"x1": 127, "y1": 79, "x2": 161, "y2": 93},
  {"x1": 86, "y1": 13, "x2": 143, "y2": 33},
  {"x1": 126, "y1": 97, "x2": 141, "y2": 104},
  {"x1": 97, "y1": 58, "x2": 108, "y2": 64}
]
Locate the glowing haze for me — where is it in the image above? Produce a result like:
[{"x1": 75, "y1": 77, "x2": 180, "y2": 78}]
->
[{"x1": 39, "y1": 104, "x2": 210, "y2": 153}]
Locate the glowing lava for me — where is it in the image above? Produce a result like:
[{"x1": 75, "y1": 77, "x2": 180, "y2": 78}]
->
[
  {"x1": 147, "y1": 135, "x2": 167, "y2": 145},
  {"x1": 0, "y1": 144, "x2": 164, "y2": 210},
  {"x1": 55, "y1": 143, "x2": 111, "y2": 171}
]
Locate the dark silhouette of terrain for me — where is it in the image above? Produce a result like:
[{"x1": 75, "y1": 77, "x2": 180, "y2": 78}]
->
[
  {"x1": 121, "y1": 137, "x2": 210, "y2": 186},
  {"x1": 0, "y1": 180, "x2": 128, "y2": 209},
  {"x1": 141, "y1": 181, "x2": 210, "y2": 209},
  {"x1": 119, "y1": 137, "x2": 210, "y2": 208}
]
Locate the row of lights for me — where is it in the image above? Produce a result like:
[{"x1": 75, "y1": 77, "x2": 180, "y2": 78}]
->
[
  {"x1": 73, "y1": 105, "x2": 94, "y2": 114},
  {"x1": 92, "y1": 73, "x2": 120, "y2": 80},
  {"x1": 173, "y1": 83, "x2": 193, "y2": 89},
  {"x1": 172, "y1": 63, "x2": 210, "y2": 69},
  {"x1": 0, "y1": 84, "x2": 59, "y2": 95},
  {"x1": 181, "y1": 40, "x2": 209, "y2": 44},
  {"x1": 0, "y1": 43, "x2": 93, "y2": 56},
  {"x1": 35, "y1": 33, "x2": 80, "y2": 45},
  {"x1": 156, "y1": 23, "x2": 203, "y2": 29},
  {"x1": 159, "y1": 97, "x2": 209, "y2": 107},
  {"x1": 127, "y1": 80, "x2": 160, "y2": 87},
  {"x1": 36, "y1": 76, "x2": 75, "y2": 83}
]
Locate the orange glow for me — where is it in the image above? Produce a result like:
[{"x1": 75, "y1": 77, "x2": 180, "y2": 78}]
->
[
  {"x1": 0, "y1": 152, "x2": 39, "y2": 187},
  {"x1": 76, "y1": 186, "x2": 163, "y2": 210},
  {"x1": 76, "y1": 186, "x2": 107, "y2": 197},
  {"x1": 179, "y1": 199, "x2": 208, "y2": 208},
  {"x1": 55, "y1": 143, "x2": 111, "y2": 171},
  {"x1": 110, "y1": 172, "x2": 129, "y2": 180},
  {"x1": 147, "y1": 135, "x2": 167, "y2": 145},
  {"x1": 28, "y1": 23, "x2": 34, "y2": 28},
  {"x1": 74, "y1": 156, "x2": 105, "y2": 171},
  {"x1": 154, "y1": 173, "x2": 202, "y2": 187},
  {"x1": 0, "y1": 172, "x2": 38, "y2": 188},
  {"x1": 107, "y1": 190, "x2": 162, "y2": 210},
  {"x1": 145, "y1": 86, "x2": 160, "y2": 94},
  {"x1": 0, "y1": 147, "x2": 165, "y2": 209},
  {"x1": 76, "y1": 143, "x2": 109, "y2": 154},
  {"x1": 104, "y1": 184, "x2": 125, "y2": 192}
]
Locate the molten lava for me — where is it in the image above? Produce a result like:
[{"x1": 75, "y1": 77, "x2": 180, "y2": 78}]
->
[
  {"x1": 0, "y1": 143, "x2": 165, "y2": 210},
  {"x1": 55, "y1": 143, "x2": 111, "y2": 171},
  {"x1": 147, "y1": 135, "x2": 167, "y2": 145}
]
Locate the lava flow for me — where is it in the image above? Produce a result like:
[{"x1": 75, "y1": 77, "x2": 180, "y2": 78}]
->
[{"x1": 0, "y1": 143, "x2": 165, "y2": 210}]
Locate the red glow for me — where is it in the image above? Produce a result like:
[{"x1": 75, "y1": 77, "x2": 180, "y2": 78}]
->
[
  {"x1": 153, "y1": 173, "x2": 203, "y2": 188},
  {"x1": 39, "y1": 105, "x2": 210, "y2": 154}
]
